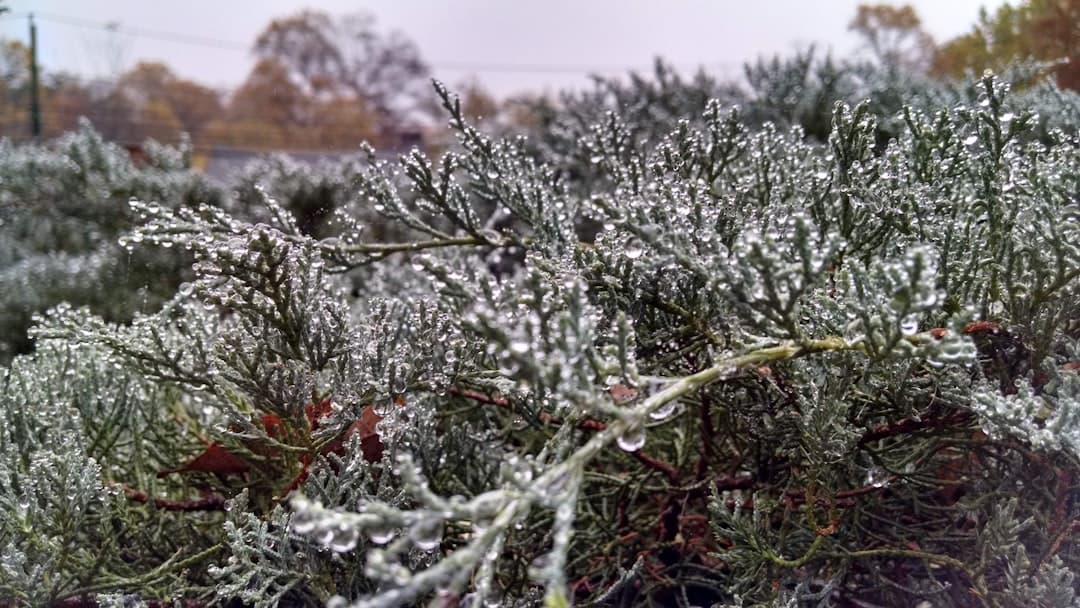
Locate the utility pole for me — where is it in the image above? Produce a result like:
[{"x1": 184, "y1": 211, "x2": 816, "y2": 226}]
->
[{"x1": 29, "y1": 13, "x2": 41, "y2": 138}]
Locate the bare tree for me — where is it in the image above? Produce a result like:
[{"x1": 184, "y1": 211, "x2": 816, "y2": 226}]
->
[
  {"x1": 253, "y1": 10, "x2": 430, "y2": 141},
  {"x1": 850, "y1": 3, "x2": 935, "y2": 71}
]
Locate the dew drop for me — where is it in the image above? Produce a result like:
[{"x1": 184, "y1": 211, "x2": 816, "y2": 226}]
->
[
  {"x1": 649, "y1": 400, "x2": 679, "y2": 421},
  {"x1": 328, "y1": 526, "x2": 359, "y2": 553},
  {"x1": 866, "y1": 466, "x2": 890, "y2": 488},
  {"x1": 617, "y1": 425, "x2": 646, "y2": 452},
  {"x1": 900, "y1": 315, "x2": 919, "y2": 336},
  {"x1": 291, "y1": 518, "x2": 316, "y2": 534},
  {"x1": 373, "y1": 399, "x2": 396, "y2": 416},
  {"x1": 368, "y1": 525, "x2": 396, "y2": 545},
  {"x1": 408, "y1": 517, "x2": 444, "y2": 551}
]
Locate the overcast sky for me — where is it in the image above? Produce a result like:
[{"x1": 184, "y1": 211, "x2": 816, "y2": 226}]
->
[{"x1": 3, "y1": 1, "x2": 1007, "y2": 98}]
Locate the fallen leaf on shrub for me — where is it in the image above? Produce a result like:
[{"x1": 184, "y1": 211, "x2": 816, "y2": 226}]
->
[
  {"x1": 962, "y1": 321, "x2": 1001, "y2": 335},
  {"x1": 608, "y1": 384, "x2": 639, "y2": 403},
  {"x1": 157, "y1": 442, "x2": 251, "y2": 478},
  {"x1": 158, "y1": 398, "x2": 385, "y2": 483}
]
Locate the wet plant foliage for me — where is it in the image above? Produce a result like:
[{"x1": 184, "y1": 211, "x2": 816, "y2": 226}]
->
[{"x1": 2, "y1": 57, "x2": 1080, "y2": 607}]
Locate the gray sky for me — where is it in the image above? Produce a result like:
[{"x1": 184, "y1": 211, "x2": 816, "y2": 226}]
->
[{"x1": 3, "y1": 1, "x2": 1005, "y2": 98}]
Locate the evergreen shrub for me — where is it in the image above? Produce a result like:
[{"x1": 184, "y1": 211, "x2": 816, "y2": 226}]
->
[{"x1": 2, "y1": 68, "x2": 1080, "y2": 607}]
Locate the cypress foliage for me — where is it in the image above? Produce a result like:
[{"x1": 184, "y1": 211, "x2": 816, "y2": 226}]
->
[{"x1": 2, "y1": 60, "x2": 1080, "y2": 607}]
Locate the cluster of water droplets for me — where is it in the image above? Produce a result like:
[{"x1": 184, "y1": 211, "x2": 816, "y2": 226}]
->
[
  {"x1": 833, "y1": 246, "x2": 946, "y2": 356},
  {"x1": 721, "y1": 211, "x2": 842, "y2": 336},
  {"x1": 463, "y1": 257, "x2": 611, "y2": 408},
  {"x1": 615, "y1": 425, "x2": 647, "y2": 452},
  {"x1": 120, "y1": 200, "x2": 244, "y2": 254},
  {"x1": 971, "y1": 374, "x2": 1080, "y2": 460},
  {"x1": 290, "y1": 498, "x2": 380, "y2": 554},
  {"x1": 864, "y1": 466, "x2": 891, "y2": 489},
  {"x1": 346, "y1": 296, "x2": 468, "y2": 409}
]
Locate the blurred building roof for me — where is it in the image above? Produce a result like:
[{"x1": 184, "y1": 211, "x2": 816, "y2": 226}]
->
[
  {"x1": 197, "y1": 146, "x2": 358, "y2": 183},
  {"x1": 194, "y1": 128, "x2": 424, "y2": 183}
]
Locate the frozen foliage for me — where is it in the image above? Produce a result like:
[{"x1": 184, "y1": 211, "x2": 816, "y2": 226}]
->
[
  {"x1": 520, "y1": 54, "x2": 1077, "y2": 194},
  {"x1": 0, "y1": 129, "x2": 406, "y2": 363},
  {"x1": 3, "y1": 64, "x2": 1080, "y2": 608},
  {"x1": 0, "y1": 337, "x2": 216, "y2": 605},
  {"x1": 0, "y1": 122, "x2": 221, "y2": 361}
]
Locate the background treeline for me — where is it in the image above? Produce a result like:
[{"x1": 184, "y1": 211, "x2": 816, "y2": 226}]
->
[
  {"x1": 2, "y1": 2, "x2": 1080, "y2": 152},
  {"x1": 0, "y1": 10, "x2": 500, "y2": 151}
]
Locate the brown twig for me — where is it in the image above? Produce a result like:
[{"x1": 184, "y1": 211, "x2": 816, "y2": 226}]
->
[
  {"x1": 448, "y1": 385, "x2": 680, "y2": 481},
  {"x1": 859, "y1": 412, "x2": 972, "y2": 445},
  {"x1": 447, "y1": 385, "x2": 606, "y2": 431},
  {"x1": 1034, "y1": 468, "x2": 1076, "y2": 573},
  {"x1": 630, "y1": 451, "x2": 680, "y2": 483},
  {"x1": 112, "y1": 482, "x2": 227, "y2": 512},
  {"x1": 712, "y1": 480, "x2": 890, "y2": 513},
  {"x1": 1042, "y1": 519, "x2": 1080, "y2": 569},
  {"x1": 447, "y1": 386, "x2": 509, "y2": 408}
]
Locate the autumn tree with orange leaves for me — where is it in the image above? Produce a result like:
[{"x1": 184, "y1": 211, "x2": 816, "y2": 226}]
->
[
  {"x1": 933, "y1": 0, "x2": 1080, "y2": 90},
  {"x1": 2, "y1": 9, "x2": 444, "y2": 151}
]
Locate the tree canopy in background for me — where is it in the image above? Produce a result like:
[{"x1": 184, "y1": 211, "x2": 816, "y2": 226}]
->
[
  {"x1": 252, "y1": 10, "x2": 431, "y2": 137},
  {"x1": 6, "y1": 2, "x2": 1080, "y2": 154},
  {"x1": 932, "y1": 0, "x2": 1080, "y2": 90},
  {"x1": 849, "y1": 3, "x2": 935, "y2": 71},
  {"x1": 0, "y1": 9, "x2": 451, "y2": 151}
]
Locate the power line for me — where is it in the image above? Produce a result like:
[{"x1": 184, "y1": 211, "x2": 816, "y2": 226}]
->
[
  {"x1": 26, "y1": 10, "x2": 740, "y2": 76},
  {"x1": 33, "y1": 11, "x2": 248, "y2": 51}
]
